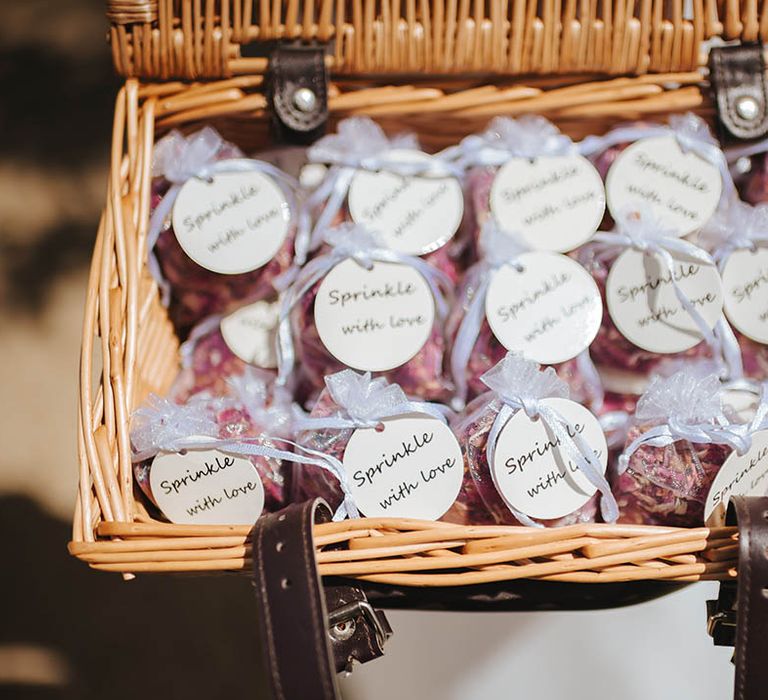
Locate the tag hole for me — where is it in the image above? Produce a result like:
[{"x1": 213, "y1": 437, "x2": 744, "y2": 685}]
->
[
  {"x1": 275, "y1": 541, "x2": 285, "y2": 553},
  {"x1": 375, "y1": 422, "x2": 385, "y2": 433},
  {"x1": 281, "y1": 577, "x2": 292, "y2": 589},
  {"x1": 179, "y1": 449, "x2": 188, "y2": 456}
]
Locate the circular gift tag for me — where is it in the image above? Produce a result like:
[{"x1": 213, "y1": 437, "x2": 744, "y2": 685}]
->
[
  {"x1": 606, "y1": 247, "x2": 723, "y2": 353},
  {"x1": 172, "y1": 160, "x2": 291, "y2": 274},
  {"x1": 221, "y1": 299, "x2": 280, "y2": 368},
  {"x1": 484, "y1": 251, "x2": 602, "y2": 364},
  {"x1": 605, "y1": 136, "x2": 722, "y2": 237},
  {"x1": 721, "y1": 247, "x2": 768, "y2": 344},
  {"x1": 489, "y1": 155, "x2": 605, "y2": 252},
  {"x1": 342, "y1": 413, "x2": 464, "y2": 519},
  {"x1": 491, "y1": 398, "x2": 608, "y2": 520},
  {"x1": 348, "y1": 149, "x2": 464, "y2": 255},
  {"x1": 149, "y1": 449, "x2": 265, "y2": 525},
  {"x1": 722, "y1": 384, "x2": 761, "y2": 423},
  {"x1": 314, "y1": 259, "x2": 435, "y2": 372},
  {"x1": 704, "y1": 429, "x2": 768, "y2": 526}
]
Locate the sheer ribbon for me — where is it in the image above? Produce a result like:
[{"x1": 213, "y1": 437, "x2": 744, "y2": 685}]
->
[
  {"x1": 292, "y1": 370, "x2": 451, "y2": 432},
  {"x1": 299, "y1": 117, "x2": 459, "y2": 258},
  {"x1": 619, "y1": 373, "x2": 768, "y2": 485},
  {"x1": 442, "y1": 115, "x2": 577, "y2": 169},
  {"x1": 481, "y1": 355, "x2": 618, "y2": 527},
  {"x1": 276, "y1": 224, "x2": 452, "y2": 386},
  {"x1": 131, "y1": 392, "x2": 355, "y2": 519},
  {"x1": 578, "y1": 112, "x2": 735, "y2": 202},
  {"x1": 592, "y1": 208, "x2": 742, "y2": 378},
  {"x1": 148, "y1": 128, "x2": 301, "y2": 304}
]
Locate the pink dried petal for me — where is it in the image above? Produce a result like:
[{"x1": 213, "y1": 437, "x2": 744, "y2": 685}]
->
[{"x1": 614, "y1": 423, "x2": 730, "y2": 526}]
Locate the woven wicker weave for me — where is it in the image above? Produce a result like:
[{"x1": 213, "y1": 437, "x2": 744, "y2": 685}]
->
[
  {"x1": 106, "y1": 0, "x2": 766, "y2": 79},
  {"x1": 69, "y1": 0, "x2": 760, "y2": 582}
]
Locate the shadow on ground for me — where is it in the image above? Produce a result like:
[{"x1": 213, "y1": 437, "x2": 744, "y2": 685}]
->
[
  {"x1": 2, "y1": 496, "x2": 269, "y2": 699},
  {"x1": 0, "y1": 41, "x2": 118, "y2": 315}
]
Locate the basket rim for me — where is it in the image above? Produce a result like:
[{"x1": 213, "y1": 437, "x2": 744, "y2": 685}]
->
[{"x1": 72, "y1": 71, "x2": 738, "y2": 584}]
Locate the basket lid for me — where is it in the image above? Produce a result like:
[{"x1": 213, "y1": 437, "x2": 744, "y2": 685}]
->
[{"x1": 107, "y1": 0, "x2": 766, "y2": 80}]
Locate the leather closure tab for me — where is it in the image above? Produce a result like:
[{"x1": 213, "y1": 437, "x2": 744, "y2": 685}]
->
[
  {"x1": 267, "y1": 43, "x2": 329, "y2": 145},
  {"x1": 709, "y1": 44, "x2": 768, "y2": 141}
]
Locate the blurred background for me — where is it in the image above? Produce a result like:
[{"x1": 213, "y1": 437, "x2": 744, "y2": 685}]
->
[{"x1": 0, "y1": 2, "x2": 737, "y2": 698}]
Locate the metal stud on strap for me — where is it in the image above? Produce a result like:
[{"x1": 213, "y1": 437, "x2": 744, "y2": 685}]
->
[
  {"x1": 709, "y1": 43, "x2": 768, "y2": 141},
  {"x1": 267, "y1": 43, "x2": 329, "y2": 145}
]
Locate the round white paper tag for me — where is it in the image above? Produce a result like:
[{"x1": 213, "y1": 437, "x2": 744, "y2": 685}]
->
[
  {"x1": 342, "y1": 413, "x2": 464, "y2": 519},
  {"x1": 721, "y1": 247, "x2": 768, "y2": 344},
  {"x1": 489, "y1": 155, "x2": 605, "y2": 252},
  {"x1": 606, "y1": 248, "x2": 723, "y2": 353},
  {"x1": 484, "y1": 251, "x2": 602, "y2": 364},
  {"x1": 605, "y1": 136, "x2": 722, "y2": 237},
  {"x1": 220, "y1": 300, "x2": 280, "y2": 368},
  {"x1": 314, "y1": 259, "x2": 435, "y2": 372},
  {"x1": 491, "y1": 398, "x2": 608, "y2": 520},
  {"x1": 348, "y1": 149, "x2": 464, "y2": 255},
  {"x1": 722, "y1": 385, "x2": 761, "y2": 423},
  {"x1": 704, "y1": 429, "x2": 768, "y2": 526},
  {"x1": 172, "y1": 160, "x2": 291, "y2": 274},
  {"x1": 149, "y1": 449, "x2": 265, "y2": 525}
]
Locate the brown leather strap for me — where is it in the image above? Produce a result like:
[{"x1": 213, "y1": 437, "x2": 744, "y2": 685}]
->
[
  {"x1": 709, "y1": 44, "x2": 768, "y2": 142},
  {"x1": 252, "y1": 500, "x2": 391, "y2": 700},
  {"x1": 267, "y1": 44, "x2": 328, "y2": 145},
  {"x1": 728, "y1": 497, "x2": 768, "y2": 700}
]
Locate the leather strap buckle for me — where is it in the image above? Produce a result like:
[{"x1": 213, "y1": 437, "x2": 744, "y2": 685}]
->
[
  {"x1": 706, "y1": 581, "x2": 737, "y2": 648},
  {"x1": 709, "y1": 43, "x2": 768, "y2": 141},
  {"x1": 328, "y1": 600, "x2": 393, "y2": 653}
]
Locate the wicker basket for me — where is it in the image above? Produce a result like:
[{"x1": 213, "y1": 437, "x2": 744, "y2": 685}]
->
[{"x1": 69, "y1": 0, "x2": 761, "y2": 586}]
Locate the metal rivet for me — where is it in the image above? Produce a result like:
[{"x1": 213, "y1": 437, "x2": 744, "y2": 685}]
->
[
  {"x1": 736, "y1": 95, "x2": 760, "y2": 121},
  {"x1": 735, "y1": 156, "x2": 753, "y2": 176},
  {"x1": 329, "y1": 619, "x2": 356, "y2": 642},
  {"x1": 292, "y1": 87, "x2": 317, "y2": 113}
]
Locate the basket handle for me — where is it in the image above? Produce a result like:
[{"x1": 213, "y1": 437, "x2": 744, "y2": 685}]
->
[
  {"x1": 707, "y1": 496, "x2": 768, "y2": 700},
  {"x1": 251, "y1": 499, "x2": 392, "y2": 699}
]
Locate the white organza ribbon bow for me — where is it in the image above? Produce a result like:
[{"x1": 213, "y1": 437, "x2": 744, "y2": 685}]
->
[
  {"x1": 619, "y1": 372, "x2": 768, "y2": 481},
  {"x1": 444, "y1": 115, "x2": 576, "y2": 169},
  {"x1": 703, "y1": 200, "x2": 768, "y2": 266},
  {"x1": 292, "y1": 370, "x2": 451, "y2": 432}
]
